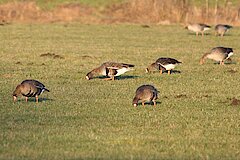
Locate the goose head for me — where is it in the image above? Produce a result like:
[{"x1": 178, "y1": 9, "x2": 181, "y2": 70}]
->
[{"x1": 86, "y1": 72, "x2": 94, "y2": 80}]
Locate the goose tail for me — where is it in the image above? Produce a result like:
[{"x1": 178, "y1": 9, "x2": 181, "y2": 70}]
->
[{"x1": 44, "y1": 88, "x2": 50, "y2": 92}]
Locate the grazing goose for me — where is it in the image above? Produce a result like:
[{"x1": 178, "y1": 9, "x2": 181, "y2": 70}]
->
[
  {"x1": 133, "y1": 85, "x2": 158, "y2": 107},
  {"x1": 200, "y1": 47, "x2": 233, "y2": 65},
  {"x1": 86, "y1": 62, "x2": 135, "y2": 80},
  {"x1": 215, "y1": 24, "x2": 232, "y2": 36},
  {"x1": 185, "y1": 23, "x2": 211, "y2": 36},
  {"x1": 145, "y1": 62, "x2": 158, "y2": 73},
  {"x1": 13, "y1": 79, "x2": 50, "y2": 103},
  {"x1": 155, "y1": 58, "x2": 182, "y2": 75}
]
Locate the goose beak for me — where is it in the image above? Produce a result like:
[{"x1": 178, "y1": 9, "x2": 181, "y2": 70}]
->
[
  {"x1": 13, "y1": 96, "x2": 17, "y2": 102},
  {"x1": 133, "y1": 104, "x2": 137, "y2": 107}
]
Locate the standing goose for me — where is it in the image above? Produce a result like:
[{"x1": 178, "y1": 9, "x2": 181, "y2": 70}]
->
[
  {"x1": 185, "y1": 23, "x2": 211, "y2": 36},
  {"x1": 155, "y1": 57, "x2": 182, "y2": 75},
  {"x1": 13, "y1": 79, "x2": 50, "y2": 103},
  {"x1": 133, "y1": 85, "x2": 158, "y2": 107},
  {"x1": 86, "y1": 62, "x2": 134, "y2": 81},
  {"x1": 200, "y1": 47, "x2": 233, "y2": 65},
  {"x1": 215, "y1": 24, "x2": 233, "y2": 36}
]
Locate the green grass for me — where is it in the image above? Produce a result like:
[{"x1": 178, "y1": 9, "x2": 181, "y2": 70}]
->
[
  {"x1": 0, "y1": 23, "x2": 240, "y2": 159},
  {"x1": 191, "y1": 0, "x2": 240, "y2": 7},
  {"x1": 0, "y1": 0, "x2": 125, "y2": 10}
]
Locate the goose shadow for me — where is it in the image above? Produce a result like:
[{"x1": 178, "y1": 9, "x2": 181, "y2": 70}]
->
[
  {"x1": 187, "y1": 33, "x2": 211, "y2": 36},
  {"x1": 96, "y1": 75, "x2": 140, "y2": 80},
  {"x1": 213, "y1": 62, "x2": 237, "y2": 65},
  {"x1": 147, "y1": 70, "x2": 181, "y2": 74},
  {"x1": 135, "y1": 101, "x2": 162, "y2": 107},
  {"x1": 16, "y1": 98, "x2": 54, "y2": 103}
]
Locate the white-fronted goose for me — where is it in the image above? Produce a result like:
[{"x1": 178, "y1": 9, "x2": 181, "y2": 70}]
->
[
  {"x1": 215, "y1": 24, "x2": 232, "y2": 36},
  {"x1": 132, "y1": 85, "x2": 158, "y2": 107},
  {"x1": 200, "y1": 47, "x2": 233, "y2": 65},
  {"x1": 185, "y1": 23, "x2": 211, "y2": 36},
  {"x1": 155, "y1": 58, "x2": 181, "y2": 75},
  {"x1": 145, "y1": 62, "x2": 158, "y2": 73},
  {"x1": 86, "y1": 62, "x2": 134, "y2": 80},
  {"x1": 13, "y1": 79, "x2": 50, "y2": 103}
]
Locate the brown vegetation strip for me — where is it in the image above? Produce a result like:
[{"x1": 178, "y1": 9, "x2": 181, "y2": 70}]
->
[{"x1": 0, "y1": 1, "x2": 240, "y2": 25}]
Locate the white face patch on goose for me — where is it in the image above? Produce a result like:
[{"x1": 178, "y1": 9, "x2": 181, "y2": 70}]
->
[{"x1": 86, "y1": 76, "x2": 89, "y2": 80}]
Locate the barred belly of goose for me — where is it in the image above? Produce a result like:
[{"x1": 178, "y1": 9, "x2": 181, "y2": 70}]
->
[{"x1": 13, "y1": 79, "x2": 50, "y2": 103}]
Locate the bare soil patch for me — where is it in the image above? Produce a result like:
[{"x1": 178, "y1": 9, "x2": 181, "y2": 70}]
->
[{"x1": 40, "y1": 52, "x2": 64, "y2": 59}]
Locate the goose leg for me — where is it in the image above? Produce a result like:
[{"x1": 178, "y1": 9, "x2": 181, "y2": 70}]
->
[
  {"x1": 160, "y1": 70, "x2": 162, "y2": 75},
  {"x1": 153, "y1": 100, "x2": 156, "y2": 107},
  {"x1": 201, "y1": 32, "x2": 204, "y2": 36},
  {"x1": 25, "y1": 97, "x2": 28, "y2": 102},
  {"x1": 168, "y1": 70, "x2": 171, "y2": 75},
  {"x1": 36, "y1": 96, "x2": 38, "y2": 103},
  {"x1": 142, "y1": 102, "x2": 145, "y2": 107},
  {"x1": 104, "y1": 77, "x2": 113, "y2": 81}
]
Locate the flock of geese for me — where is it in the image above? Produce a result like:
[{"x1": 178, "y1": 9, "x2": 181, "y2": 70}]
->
[{"x1": 12, "y1": 23, "x2": 235, "y2": 107}]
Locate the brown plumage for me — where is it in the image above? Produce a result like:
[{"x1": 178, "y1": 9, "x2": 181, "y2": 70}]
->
[
  {"x1": 145, "y1": 62, "x2": 158, "y2": 73},
  {"x1": 215, "y1": 24, "x2": 232, "y2": 37},
  {"x1": 185, "y1": 23, "x2": 211, "y2": 36},
  {"x1": 86, "y1": 62, "x2": 134, "y2": 81},
  {"x1": 146, "y1": 58, "x2": 181, "y2": 75},
  {"x1": 200, "y1": 47, "x2": 234, "y2": 65},
  {"x1": 13, "y1": 79, "x2": 50, "y2": 103},
  {"x1": 132, "y1": 85, "x2": 158, "y2": 107}
]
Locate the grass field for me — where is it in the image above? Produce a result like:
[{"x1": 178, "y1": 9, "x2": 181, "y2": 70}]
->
[{"x1": 0, "y1": 23, "x2": 240, "y2": 159}]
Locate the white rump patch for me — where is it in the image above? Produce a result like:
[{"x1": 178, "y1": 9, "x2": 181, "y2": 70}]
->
[
  {"x1": 204, "y1": 27, "x2": 210, "y2": 31},
  {"x1": 161, "y1": 64, "x2": 177, "y2": 70},
  {"x1": 227, "y1": 52, "x2": 234, "y2": 59},
  {"x1": 115, "y1": 68, "x2": 131, "y2": 76}
]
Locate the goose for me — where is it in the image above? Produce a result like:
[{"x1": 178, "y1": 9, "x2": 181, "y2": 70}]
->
[
  {"x1": 86, "y1": 62, "x2": 135, "y2": 80},
  {"x1": 13, "y1": 79, "x2": 50, "y2": 103},
  {"x1": 145, "y1": 62, "x2": 158, "y2": 73},
  {"x1": 200, "y1": 47, "x2": 233, "y2": 65},
  {"x1": 155, "y1": 57, "x2": 182, "y2": 75},
  {"x1": 215, "y1": 24, "x2": 232, "y2": 36},
  {"x1": 185, "y1": 23, "x2": 211, "y2": 36},
  {"x1": 133, "y1": 85, "x2": 158, "y2": 107}
]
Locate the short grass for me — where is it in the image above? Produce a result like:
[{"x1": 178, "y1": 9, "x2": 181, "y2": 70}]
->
[
  {"x1": 0, "y1": 0, "x2": 125, "y2": 10},
  {"x1": 0, "y1": 23, "x2": 240, "y2": 159}
]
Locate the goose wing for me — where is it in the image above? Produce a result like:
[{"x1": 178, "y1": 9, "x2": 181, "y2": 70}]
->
[
  {"x1": 105, "y1": 62, "x2": 134, "y2": 69},
  {"x1": 156, "y1": 58, "x2": 181, "y2": 65}
]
